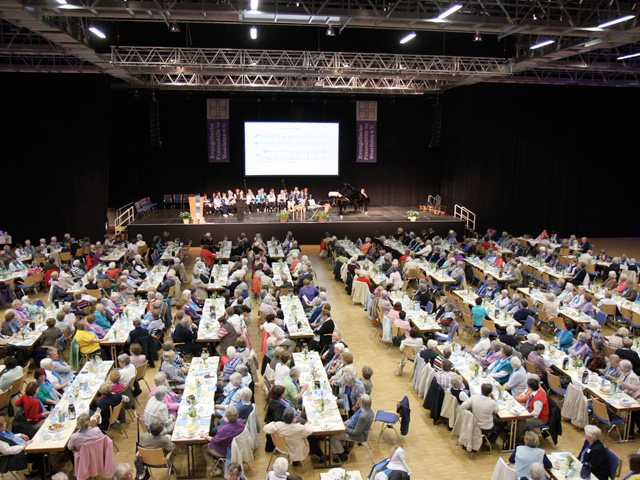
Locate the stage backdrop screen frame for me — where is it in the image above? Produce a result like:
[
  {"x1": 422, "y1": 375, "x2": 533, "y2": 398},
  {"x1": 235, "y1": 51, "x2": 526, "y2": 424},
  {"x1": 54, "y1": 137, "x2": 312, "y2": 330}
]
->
[{"x1": 244, "y1": 122, "x2": 340, "y2": 176}]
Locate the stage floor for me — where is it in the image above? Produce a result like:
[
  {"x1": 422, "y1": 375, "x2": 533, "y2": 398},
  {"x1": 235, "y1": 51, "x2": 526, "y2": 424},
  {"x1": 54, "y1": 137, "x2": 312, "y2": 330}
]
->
[
  {"x1": 128, "y1": 206, "x2": 466, "y2": 245},
  {"x1": 131, "y1": 206, "x2": 458, "y2": 226}
]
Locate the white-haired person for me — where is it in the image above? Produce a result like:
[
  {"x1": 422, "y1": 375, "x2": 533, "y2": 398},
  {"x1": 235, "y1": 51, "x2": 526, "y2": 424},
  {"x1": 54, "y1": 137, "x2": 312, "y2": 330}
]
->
[
  {"x1": 144, "y1": 386, "x2": 175, "y2": 435},
  {"x1": 578, "y1": 425, "x2": 609, "y2": 480},
  {"x1": 471, "y1": 327, "x2": 492, "y2": 359},
  {"x1": 200, "y1": 406, "x2": 244, "y2": 478},
  {"x1": 504, "y1": 357, "x2": 528, "y2": 397},
  {"x1": 509, "y1": 431, "x2": 552, "y2": 479},
  {"x1": 267, "y1": 457, "x2": 289, "y2": 480},
  {"x1": 330, "y1": 393, "x2": 375, "y2": 462},
  {"x1": 113, "y1": 463, "x2": 134, "y2": 480},
  {"x1": 117, "y1": 353, "x2": 136, "y2": 386},
  {"x1": 150, "y1": 372, "x2": 180, "y2": 415}
]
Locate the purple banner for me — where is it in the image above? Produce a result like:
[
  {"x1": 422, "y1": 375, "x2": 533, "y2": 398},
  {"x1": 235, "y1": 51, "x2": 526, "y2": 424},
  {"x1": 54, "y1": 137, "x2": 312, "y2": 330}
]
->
[
  {"x1": 206, "y1": 98, "x2": 230, "y2": 163},
  {"x1": 356, "y1": 121, "x2": 377, "y2": 163},
  {"x1": 207, "y1": 119, "x2": 229, "y2": 162}
]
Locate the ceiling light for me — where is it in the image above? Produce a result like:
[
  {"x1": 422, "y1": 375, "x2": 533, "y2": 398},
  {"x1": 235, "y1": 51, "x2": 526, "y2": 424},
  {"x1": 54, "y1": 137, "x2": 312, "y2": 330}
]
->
[
  {"x1": 169, "y1": 22, "x2": 180, "y2": 33},
  {"x1": 473, "y1": 31, "x2": 482, "y2": 42},
  {"x1": 597, "y1": 15, "x2": 634, "y2": 29},
  {"x1": 618, "y1": 52, "x2": 640, "y2": 60},
  {"x1": 399, "y1": 32, "x2": 416, "y2": 44},
  {"x1": 437, "y1": 4, "x2": 463, "y2": 20},
  {"x1": 326, "y1": 26, "x2": 335, "y2": 36},
  {"x1": 530, "y1": 39, "x2": 554, "y2": 50},
  {"x1": 250, "y1": 0, "x2": 259, "y2": 10},
  {"x1": 250, "y1": 25, "x2": 257, "y2": 40},
  {"x1": 88, "y1": 26, "x2": 106, "y2": 39},
  {"x1": 55, "y1": 0, "x2": 67, "y2": 5}
]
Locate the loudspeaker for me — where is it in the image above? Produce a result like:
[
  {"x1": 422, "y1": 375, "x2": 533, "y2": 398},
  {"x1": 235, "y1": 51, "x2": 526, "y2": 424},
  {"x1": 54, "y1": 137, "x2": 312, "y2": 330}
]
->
[
  {"x1": 149, "y1": 98, "x2": 162, "y2": 147},
  {"x1": 429, "y1": 100, "x2": 442, "y2": 149}
]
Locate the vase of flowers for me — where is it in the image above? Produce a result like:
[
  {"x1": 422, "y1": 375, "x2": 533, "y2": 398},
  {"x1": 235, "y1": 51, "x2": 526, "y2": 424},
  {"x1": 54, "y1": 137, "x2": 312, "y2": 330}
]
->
[
  {"x1": 407, "y1": 210, "x2": 420, "y2": 222},
  {"x1": 179, "y1": 212, "x2": 191, "y2": 224}
]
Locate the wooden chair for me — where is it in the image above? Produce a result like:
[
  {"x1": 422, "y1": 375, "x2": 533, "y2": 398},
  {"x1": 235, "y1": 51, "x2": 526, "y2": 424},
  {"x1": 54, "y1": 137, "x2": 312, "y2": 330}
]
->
[
  {"x1": 104, "y1": 402, "x2": 128, "y2": 450},
  {"x1": 592, "y1": 399, "x2": 625, "y2": 441},
  {"x1": 18, "y1": 275, "x2": 38, "y2": 296},
  {"x1": 546, "y1": 372, "x2": 566, "y2": 403},
  {"x1": 600, "y1": 303, "x2": 617, "y2": 325},
  {"x1": 9, "y1": 373, "x2": 27, "y2": 401},
  {"x1": 136, "y1": 361, "x2": 150, "y2": 391},
  {"x1": 86, "y1": 289, "x2": 102, "y2": 300},
  {"x1": 136, "y1": 412, "x2": 149, "y2": 441},
  {"x1": 604, "y1": 344, "x2": 617, "y2": 358},
  {"x1": 137, "y1": 445, "x2": 175, "y2": 479},
  {"x1": 482, "y1": 319, "x2": 498, "y2": 337},
  {"x1": 0, "y1": 389, "x2": 11, "y2": 415},
  {"x1": 59, "y1": 251, "x2": 72, "y2": 263},
  {"x1": 524, "y1": 359, "x2": 536, "y2": 375},
  {"x1": 267, "y1": 433, "x2": 301, "y2": 471}
]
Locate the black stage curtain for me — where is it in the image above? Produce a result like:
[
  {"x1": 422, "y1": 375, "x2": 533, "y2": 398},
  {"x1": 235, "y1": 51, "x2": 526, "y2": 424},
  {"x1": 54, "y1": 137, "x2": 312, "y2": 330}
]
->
[
  {"x1": 108, "y1": 92, "x2": 441, "y2": 209},
  {"x1": 1, "y1": 74, "x2": 110, "y2": 243},
  {"x1": 438, "y1": 83, "x2": 640, "y2": 238}
]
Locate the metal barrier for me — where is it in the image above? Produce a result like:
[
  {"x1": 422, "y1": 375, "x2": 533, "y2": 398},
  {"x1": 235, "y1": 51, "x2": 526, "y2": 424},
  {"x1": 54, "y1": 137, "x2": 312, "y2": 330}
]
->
[
  {"x1": 115, "y1": 202, "x2": 135, "y2": 236},
  {"x1": 454, "y1": 204, "x2": 476, "y2": 231}
]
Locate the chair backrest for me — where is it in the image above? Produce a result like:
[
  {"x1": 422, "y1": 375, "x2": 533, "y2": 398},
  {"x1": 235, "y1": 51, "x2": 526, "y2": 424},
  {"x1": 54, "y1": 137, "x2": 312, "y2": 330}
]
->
[
  {"x1": 10, "y1": 374, "x2": 26, "y2": 397},
  {"x1": 604, "y1": 344, "x2": 617, "y2": 358},
  {"x1": 0, "y1": 389, "x2": 11, "y2": 411},
  {"x1": 491, "y1": 457, "x2": 518, "y2": 480},
  {"x1": 59, "y1": 252, "x2": 72, "y2": 262},
  {"x1": 404, "y1": 346, "x2": 416, "y2": 362},
  {"x1": 606, "y1": 448, "x2": 621, "y2": 479},
  {"x1": 136, "y1": 412, "x2": 149, "y2": 436},
  {"x1": 167, "y1": 286, "x2": 175, "y2": 299},
  {"x1": 600, "y1": 303, "x2": 617, "y2": 317},
  {"x1": 109, "y1": 402, "x2": 124, "y2": 426},
  {"x1": 547, "y1": 372, "x2": 563, "y2": 394},
  {"x1": 21, "y1": 275, "x2": 37, "y2": 288},
  {"x1": 98, "y1": 278, "x2": 111, "y2": 289},
  {"x1": 138, "y1": 445, "x2": 168, "y2": 468},
  {"x1": 523, "y1": 316, "x2": 534, "y2": 332},
  {"x1": 136, "y1": 361, "x2": 148, "y2": 381},
  {"x1": 271, "y1": 433, "x2": 289, "y2": 455},
  {"x1": 86, "y1": 289, "x2": 102, "y2": 300},
  {"x1": 483, "y1": 319, "x2": 497, "y2": 335},
  {"x1": 449, "y1": 321, "x2": 459, "y2": 339},
  {"x1": 425, "y1": 301, "x2": 434, "y2": 314},
  {"x1": 592, "y1": 399, "x2": 609, "y2": 422},
  {"x1": 524, "y1": 359, "x2": 536, "y2": 375}
]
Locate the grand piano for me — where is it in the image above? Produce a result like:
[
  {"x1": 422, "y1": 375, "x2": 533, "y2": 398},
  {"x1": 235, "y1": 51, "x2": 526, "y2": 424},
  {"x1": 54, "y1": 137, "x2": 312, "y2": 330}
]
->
[{"x1": 331, "y1": 182, "x2": 369, "y2": 215}]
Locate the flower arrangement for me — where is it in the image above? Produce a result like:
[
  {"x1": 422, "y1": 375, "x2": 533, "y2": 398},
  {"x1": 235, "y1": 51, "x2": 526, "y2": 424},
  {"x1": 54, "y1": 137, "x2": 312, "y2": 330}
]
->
[
  {"x1": 179, "y1": 212, "x2": 191, "y2": 220},
  {"x1": 276, "y1": 212, "x2": 290, "y2": 221},
  {"x1": 407, "y1": 210, "x2": 420, "y2": 219},
  {"x1": 316, "y1": 212, "x2": 329, "y2": 219},
  {"x1": 572, "y1": 357, "x2": 584, "y2": 369}
]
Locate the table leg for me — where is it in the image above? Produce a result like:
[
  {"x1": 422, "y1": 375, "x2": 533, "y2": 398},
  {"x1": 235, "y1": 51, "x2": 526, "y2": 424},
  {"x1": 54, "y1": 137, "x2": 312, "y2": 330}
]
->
[
  {"x1": 111, "y1": 345, "x2": 117, "y2": 361},
  {"x1": 313, "y1": 435, "x2": 343, "y2": 469},
  {"x1": 41, "y1": 452, "x2": 52, "y2": 478},
  {"x1": 177, "y1": 444, "x2": 204, "y2": 479},
  {"x1": 616, "y1": 411, "x2": 636, "y2": 443},
  {"x1": 500, "y1": 420, "x2": 517, "y2": 452}
]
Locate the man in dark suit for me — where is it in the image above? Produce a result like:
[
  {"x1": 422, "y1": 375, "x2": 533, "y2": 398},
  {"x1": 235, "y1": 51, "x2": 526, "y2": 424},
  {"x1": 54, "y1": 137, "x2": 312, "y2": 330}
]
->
[{"x1": 570, "y1": 262, "x2": 587, "y2": 286}]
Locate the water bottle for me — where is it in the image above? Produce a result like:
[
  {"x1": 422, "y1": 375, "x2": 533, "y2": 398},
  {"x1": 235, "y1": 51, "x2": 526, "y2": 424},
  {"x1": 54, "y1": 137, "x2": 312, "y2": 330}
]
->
[{"x1": 68, "y1": 403, "x2": 76, "y2": 420}]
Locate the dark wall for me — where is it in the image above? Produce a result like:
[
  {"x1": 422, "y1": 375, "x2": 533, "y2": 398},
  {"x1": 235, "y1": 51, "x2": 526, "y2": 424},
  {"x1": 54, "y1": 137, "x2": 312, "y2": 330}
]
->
[
  {"x1": 108, "y1": 92, "x2": 441, "y2": 208},
  {"x1": 1, "y1": 74, "x2": 110, "y2": 243},
  {"x1": 2, "y1": 73, "x2": 640, "y2": 244},
  {"x1": 438, "y1": 84, "x2": 640, "y2": 238}
]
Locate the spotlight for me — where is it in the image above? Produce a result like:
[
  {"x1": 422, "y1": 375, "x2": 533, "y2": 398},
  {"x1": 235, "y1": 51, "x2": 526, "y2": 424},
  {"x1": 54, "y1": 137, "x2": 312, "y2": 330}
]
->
[
  {"x1": 250, "y1": 0, "x2": 259, "y2": 10},
  {"x1": 169, "y1": 22, "x2": 180, "y2": 33},
  {"x1": 473, "y1": 31, "x2": 482, "y2": 42},
  {"x1": 88, "y1": 25, "x2": 106, "y2": 39},
  {"x1": 530, "y1": 39, "x2": 554, "y2": 50},
  {"x1": 399, "y1": 32, "x2": 416, "y2": 44},
  {"x1": 326, "y1": 26, "x2": 335, "y2": 36},
  {"x1": 250, "y1": 25, "x2": 257, "y2": 39}
]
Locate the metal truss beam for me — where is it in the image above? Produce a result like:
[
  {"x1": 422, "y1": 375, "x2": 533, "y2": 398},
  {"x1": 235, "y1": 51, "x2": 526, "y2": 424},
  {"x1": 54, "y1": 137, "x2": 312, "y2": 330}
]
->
[
  {"x1": 488, "y1": 68, "x2": 640, "y2": 86},
  {"x1": 12, "y1": 0, "x2": 640, "y2": 38},
  {"x1": 109, "y1": 47, "x2": 512, "y2": 92},
  {"x1": 141, "y1": 72, "x2": 443, "y2": 92}
]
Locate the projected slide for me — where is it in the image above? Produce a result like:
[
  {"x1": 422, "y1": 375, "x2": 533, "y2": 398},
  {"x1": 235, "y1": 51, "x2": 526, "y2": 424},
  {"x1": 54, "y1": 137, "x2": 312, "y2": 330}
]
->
[{"x1": 245, "y1": 122, "x2": 339, "y2": 176}]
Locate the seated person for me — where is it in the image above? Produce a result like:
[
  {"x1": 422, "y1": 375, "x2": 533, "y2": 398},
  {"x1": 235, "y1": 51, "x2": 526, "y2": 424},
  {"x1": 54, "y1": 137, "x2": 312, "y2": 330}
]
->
[
  {"x1": 67, "y1": 412, "x2": 105, "y2": 453},
  {"x1": 368, "y1": 446, "x2": 412, "y2": 480},
  {"x1": 460, "y1": 383, "x2": 502, "y2": 444},
  {"x1": 160, "y1": 351, "x2": 186, "y2": 390},
  {"x1": 143, "y1": 386, "x2": 175, "y2": 435},
  {"x1": 449, "y1": 375, "x2": 469, "y2": 404},
  {"x1": 199, "y1": 406, "x2": 244, "y2": 477},
  {"x1": 139, "y1": 418, "x2": 176, "y2": 455},
  {"x1": 329, "y1": 393, "x2": 374, "y2": 462}
]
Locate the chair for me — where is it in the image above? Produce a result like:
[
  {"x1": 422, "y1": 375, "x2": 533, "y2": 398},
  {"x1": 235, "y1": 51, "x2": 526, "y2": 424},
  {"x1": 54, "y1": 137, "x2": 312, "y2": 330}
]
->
[
  {"x1": 9, "y1": 374, "x2": 26, "y2": 402},
  {"x1": 592, "y1": 399, "x2": 626, "y2": 441},
  {"x1": 374, "y1": 409, "x2": 402, "y2": 444},
  {"x1": 595, "y1": 311, "x2": 607, "y2": 328},
  {"x1": 546, "y1": 372, "x2": 566, "y2": 402},
  {"x1": 604, "y1": 344, "x2": 617, "y2": 358},
  {"x1": 136, "y1": 361, "x2": 150, "y2": 391},
  {"x1": 352, "y1": 280, "x2": 369, "y2": 306},
  {"x1": 490, "y1": 457, "x2": 517, "y2": 480},
  {"x1": 606, "y1": 448, "x2": 621, "y2": 479},
  {"x1": 0, "y1": 389, "x2": 11, "y2": 415},
  {"x1": 137, "y1": 445, "x2": 175, "y2": 479},
  {"x1": 104, "y1": 402, "x2": 128, "y2": 450},
  {"x1": 600, "y1": 303, "x2": 617, "y2": 325},
  {"x1": 346, "y1": 438, "x2": 375, "y2": 465},
  {"x1": 425, "y1": 301, "x2": 434, "y2": 314},
  {"x1": 461, "y1": 311, "x2": 480, "y2": 338},
  {"x1": 435, "y1": 321, "x2": 458, "y2": 342},
  {"x1": 524, "y1": 359, "x2": 536, "y2": 375},
  {"x1": 515, "y1": 316, "x2": 534, "y2": 337},
  {"x1": 59, "y1": 251, "x2": 72, "y2": 264},
  {"x1": 266, "y1": 433, "x2": 298, "y2": 471},
  {"x1": 18, "y1": 275, "x2": 38, "y2": 296},
  {"x1": 163, "y1": 194, "x2": 174, "y2": 209},
  {"x1": 86, "y1": 289, "x2": 102, "y2": 300},
  {"x1": 482, "y1": 319, "x2": 498, "y2": 337},
  {"x1": 136, "y1": 412, "x2": 149, "y2": 441}
]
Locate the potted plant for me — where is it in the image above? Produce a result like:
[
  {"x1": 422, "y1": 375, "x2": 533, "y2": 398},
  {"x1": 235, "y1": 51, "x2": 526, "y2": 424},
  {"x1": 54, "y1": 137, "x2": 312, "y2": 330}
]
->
[
  {"x1": 179, "y1": 212, "x2": 191, "y2": 224},
  {"x1": 316, "y1": 212, "x2": 329, "y2": 223},
  {"x1": 276, "y1": 212, "x2": 289, "y2": 223},
  {"x1": 407, "y1": 210, "x2": 420, "y2": 222}
]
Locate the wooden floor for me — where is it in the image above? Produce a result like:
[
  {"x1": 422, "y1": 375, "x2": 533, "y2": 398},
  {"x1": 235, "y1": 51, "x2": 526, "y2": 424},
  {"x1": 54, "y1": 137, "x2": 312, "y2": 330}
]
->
[{"x1": 5, "y1": 237, "x2": 640, "y2": 479}]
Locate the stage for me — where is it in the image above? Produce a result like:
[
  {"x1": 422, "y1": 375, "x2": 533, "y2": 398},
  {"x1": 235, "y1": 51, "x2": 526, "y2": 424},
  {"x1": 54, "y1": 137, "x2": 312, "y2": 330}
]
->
[{"x1": 128, "y1": 206, "x2": 467, "y2": 245}]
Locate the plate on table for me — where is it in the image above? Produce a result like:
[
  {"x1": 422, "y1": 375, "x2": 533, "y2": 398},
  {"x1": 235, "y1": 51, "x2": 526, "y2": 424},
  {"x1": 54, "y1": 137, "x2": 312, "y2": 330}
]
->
[
  {"x1": 79, "y1": 391, "x2": 93, "y2": 399},
  {"x1": 174, "y1": 430, "x2": 184, "y2": 439},
  {"x1": 329, "y1": 416, "x2": 342, "y2": 423},
  {"x1": 620, "y1": 398, "x2": 635, "y2": 406},
  {"x1": 327, "y1": 468, "x2": 346, "y2": 480}
]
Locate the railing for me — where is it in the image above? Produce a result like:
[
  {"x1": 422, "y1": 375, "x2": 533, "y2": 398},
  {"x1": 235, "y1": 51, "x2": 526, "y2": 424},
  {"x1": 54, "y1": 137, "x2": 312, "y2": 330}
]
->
[
  {"x1": 115, "y1": 202, "x2": 135, "y2": 233},
  {"x1": 454, "y1": 204, "x2": 476, "y2": 231}
]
